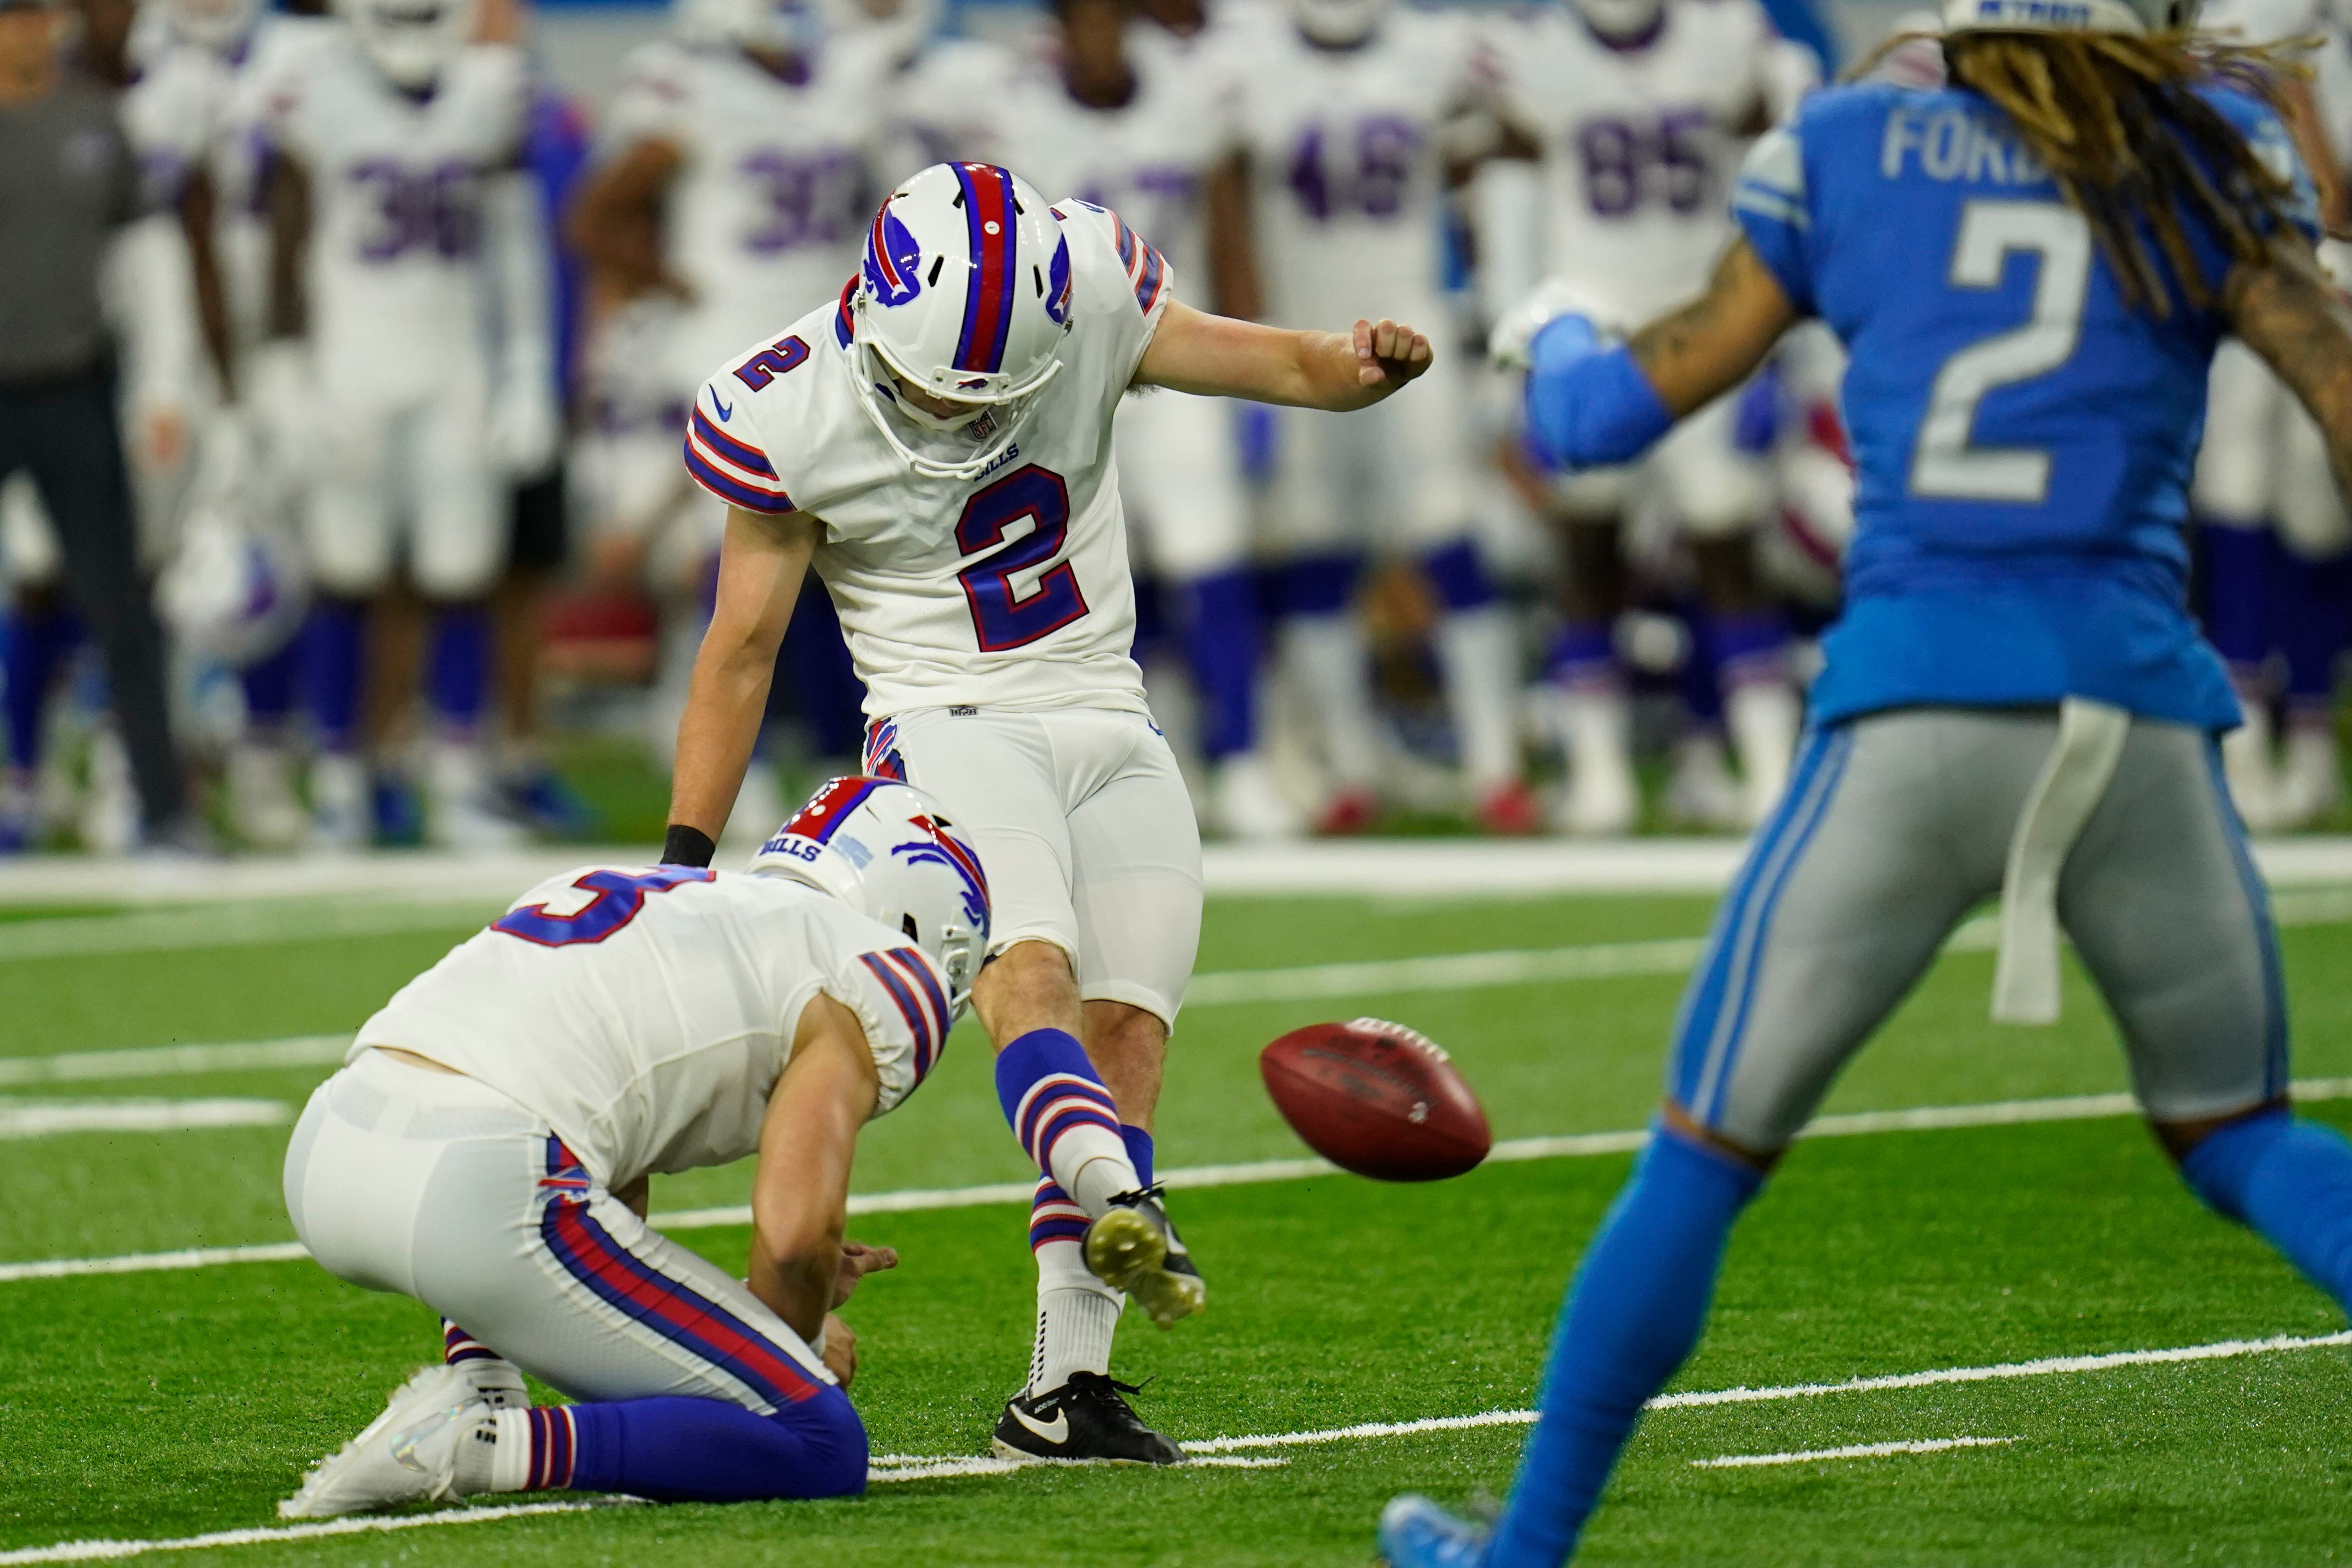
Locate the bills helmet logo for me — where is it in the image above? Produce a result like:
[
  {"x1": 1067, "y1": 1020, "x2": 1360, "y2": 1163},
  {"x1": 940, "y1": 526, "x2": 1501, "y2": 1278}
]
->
[
  {"x1": 1044, "y1": 232, "x2": 1073, "y2": 326},
  {"x1": 864, "y1": 200, "x2": 924, "y2": 308}
]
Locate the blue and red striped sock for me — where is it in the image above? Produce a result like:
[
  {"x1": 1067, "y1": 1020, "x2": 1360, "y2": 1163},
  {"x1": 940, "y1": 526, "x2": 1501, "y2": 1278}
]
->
[
  {"x1": 995, "y1": 1028, "x2": 1136, "y2": 1213},
  {"x1": 486, "y1": 1393, "x2": 867, "y2": 1502}
]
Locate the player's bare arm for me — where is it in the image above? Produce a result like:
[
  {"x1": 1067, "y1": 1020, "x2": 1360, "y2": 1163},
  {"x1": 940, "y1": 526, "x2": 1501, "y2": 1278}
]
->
[
  {"x1": 263, "y1": 150, "x2": 310, "y2": 339},
  {"x1": 568, "y1": 137, "x2": 690, "y2": 306},
  {"x1": 2227, "y1": 234, "x2": 2352, "y2": 505},
  {"x1": 1203, "y1": 150, "x2": 1263, "y2": 321},
  {"x1": 667, "y1": 506, "x2": 818, "y2": 842},
  {"x1": 1624, "y1": 239, "x2": 1797, "y2": 416},
  {"x1": 1132, "y1": 298, "x2": 1433, "y2": 410},
  {"x1": 746, "y1": 991, "x2": 898, "y2": 1387}
]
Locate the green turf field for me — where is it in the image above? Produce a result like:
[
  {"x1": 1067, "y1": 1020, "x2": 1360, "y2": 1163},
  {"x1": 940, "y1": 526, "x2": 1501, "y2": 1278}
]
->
[{"x1": 2, "y1": 882, "x2": 2349, "y2": 1564}]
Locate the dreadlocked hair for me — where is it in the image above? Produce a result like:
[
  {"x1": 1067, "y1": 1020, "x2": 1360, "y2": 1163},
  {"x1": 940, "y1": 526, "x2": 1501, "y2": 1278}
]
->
[{"x1": 1854, "y1": 29, "x2": 2306, "y2": 315}]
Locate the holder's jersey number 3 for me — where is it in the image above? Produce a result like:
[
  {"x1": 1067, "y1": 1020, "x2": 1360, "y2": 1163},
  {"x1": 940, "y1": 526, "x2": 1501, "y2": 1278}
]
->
[{"x1": 954, "y1": 464, "x2": 1090, "y2": 651}]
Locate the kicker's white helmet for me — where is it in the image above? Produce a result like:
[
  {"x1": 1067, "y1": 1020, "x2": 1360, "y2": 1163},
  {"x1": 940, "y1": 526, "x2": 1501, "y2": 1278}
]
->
[
  {"x1": 748, "y1": 776, "x2": 992, "y2": 1020},
  {"x1": 850, "y1": 162, "x2": 1074, "y2": 480},
  {"x1": 1289, "y1": 0, "x2": 1390, "y2": 47},
  {"x1": 1941, "y1": 0, "x2": 2194, "y2": 35},
  {"x1": 1570, "y1": 0, "x2": 1666, "y2": 43},
  {"x1": 340, "y1": 0, "x2": 478, "y2": 89}
]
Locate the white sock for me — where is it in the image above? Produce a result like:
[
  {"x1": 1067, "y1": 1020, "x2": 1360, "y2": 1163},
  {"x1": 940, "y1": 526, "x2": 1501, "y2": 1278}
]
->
[
  {"x1": 1029, "y1": 1240, "x2": 1123, "y2": 1395},
  {"x1": 1281, "y1": 614, "x2": 1385, "y2": 788},
  {"x1": 454, "y1": 1407, "x2": 522, "y2": 1494},
  {"x1": 1068, "y1": 1151, "x2": 1139, "y2": 1216},
  {"x1": 1435, "y1": 607, "x2": 1522, "y2": 789},
  {"x1": 1013, "y1": 1069, "x2": 1138, "y2": 1218}
]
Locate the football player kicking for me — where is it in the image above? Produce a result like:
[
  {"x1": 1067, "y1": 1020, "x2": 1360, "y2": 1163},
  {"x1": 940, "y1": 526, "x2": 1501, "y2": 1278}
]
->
[
  {"x1": 662, "y1": 160, "x2": 1432, "y2": 1462},
  {"x1": 277, "y1": 777, "x2": 985, "y2": 1516},
  {"x1": 1380, "y1": 0, "x2": 2352, "y2": 1561}
]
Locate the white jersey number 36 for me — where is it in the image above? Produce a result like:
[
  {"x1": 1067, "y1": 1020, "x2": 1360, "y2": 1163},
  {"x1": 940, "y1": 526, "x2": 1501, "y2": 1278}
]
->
[{"x1": 1909, "y1": 200, "x2": 2093, "y2": 505}]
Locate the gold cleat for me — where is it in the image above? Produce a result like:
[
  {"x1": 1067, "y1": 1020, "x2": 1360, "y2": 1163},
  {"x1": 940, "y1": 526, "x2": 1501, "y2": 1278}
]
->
[{"x1": 1082, "y1": 1188, "x2": 1205, "y2": 1328}]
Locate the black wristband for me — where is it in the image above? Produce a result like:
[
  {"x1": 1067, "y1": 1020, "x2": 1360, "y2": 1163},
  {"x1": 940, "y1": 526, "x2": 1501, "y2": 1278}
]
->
[{"x1": 661, "y1": 824, "x2": 717, "y2": 868}]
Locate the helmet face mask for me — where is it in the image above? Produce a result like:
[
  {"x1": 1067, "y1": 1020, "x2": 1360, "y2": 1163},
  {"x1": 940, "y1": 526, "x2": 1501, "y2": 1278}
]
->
[
  {"x1": 340, "y1": 0, "x2": 477, "y2": 88},
  {"x1": 848, "y1": 163, "x2": 1074, "y2": 481},
  {"x1": 748, "y1": 776, "x2": 993, "y2": 1022}
]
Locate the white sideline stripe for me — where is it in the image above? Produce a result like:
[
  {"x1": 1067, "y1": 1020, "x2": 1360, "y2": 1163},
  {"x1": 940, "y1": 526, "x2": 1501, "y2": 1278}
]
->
[
  {"x1": 0, "y1": 1099, "x2": 288, "y2": 1138},
  {"x1": 0, "y1": 1037, "x2": 350, "y2": 1087},
  {"x1": 1691, "y1": 1436, "x2": 2016, "y2": 1469},
  {"x1": 1180, "y1": 1329, "x2": 2352, "y2": 1453},
  {"x1": 10, "y1": 1077, "x2": 2352, "y2": 1282},
  {"x1": 11, "y1": 885, "x2": 2349, "y2": 1091},
  {"x1": 3, "y1": 1332, "x2": 2343, "y2": 1564},
  {"x1": 0, "y1": 902, "x2": 495, "y2": 963},
  {"x1": 0, "y1": 1501, "x2": 613, "y2": 1565}
]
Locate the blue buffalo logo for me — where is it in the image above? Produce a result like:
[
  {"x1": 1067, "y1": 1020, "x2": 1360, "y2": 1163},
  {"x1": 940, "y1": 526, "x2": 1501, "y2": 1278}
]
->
[{"x1": 865, "y1": 203, "x2": 924, "y2": 308}]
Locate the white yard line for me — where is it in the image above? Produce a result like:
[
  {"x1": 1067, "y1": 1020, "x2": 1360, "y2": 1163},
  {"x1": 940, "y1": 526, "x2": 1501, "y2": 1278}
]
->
[
  {"x1": 0, "y1": 903, "x2": 493, "y2": 964},
  {"x1": 0, "y1": 1099, "x2": 287, "y2": 1138},
  {"x1": 2, "y1": 1330, "x2": 2342, "y2": 1563},
  {"x1": 0, "y1": 1501, "x2": 616, "y2": 1565},
  {"x1": 868, "y1": 1455, "x2": 1287, "y2": 1483},
  {"x1": 1691, "y1": 1436, "x2": 2017, "y2": 1469},
  {"x1": 11, "y1": 885, "x2": 2350, "y2": 1091},
  {"x1": 8, "y1": 1078, "x2": 2351, "y2": 1284}
]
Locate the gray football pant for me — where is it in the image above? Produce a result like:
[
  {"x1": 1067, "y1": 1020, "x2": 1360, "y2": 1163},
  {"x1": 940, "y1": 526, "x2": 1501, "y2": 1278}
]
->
[{"x1": 1669, "y1": 708, "x2": 2288, "y2": 1150}]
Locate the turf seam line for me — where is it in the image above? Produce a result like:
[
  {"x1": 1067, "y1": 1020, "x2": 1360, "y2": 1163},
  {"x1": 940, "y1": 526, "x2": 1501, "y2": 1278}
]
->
[
  {"x1": 8, "y1": 1078, "x2": 2351, "y2": 1282},
  {"x1": 1690, "y1": 1436, "x2": 2017, "y2": 1469}
]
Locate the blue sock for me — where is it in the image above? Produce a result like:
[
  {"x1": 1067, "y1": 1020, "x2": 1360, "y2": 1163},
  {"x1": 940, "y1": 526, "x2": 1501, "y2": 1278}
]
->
[
  {"x1": 1266, "y1": 553, "x2": 1358, "y2": 620},
  {"x1": 301, "y1": 601, "x2": 365, "y2": 753},
  {"x1": 1546, "y1": 621, "x2": 1618, "y2": 691},
  {"x1": 1711, "y1": 609, "x2": 1790, "y2": 688},
  {"x1": 241, "y1": 642, "x2": 298, "y2": 732},
  {"x1": 1487, "y1": 1128, "x2": 1764, "y2": 1568},
  {"x1": 1421, "y1": 538, "x2": 1497, "y2": 614},
  {"x1": 428, "y1": 606, "x2": 490, "y2": 734},
  {"x1": 2182, "y1": 1108, "x2": 2352, "y2": 1312},
  {"x1": 1121, "y1": 1123, "x2": 1155, "y2": 1187},
  {"x1": 1, "y1": 608, "x2": 73, "y2": 769},
  {"x1": 994, "y1": 1028, "x2": 1126, "y2": 1187},
  {"x1": 1173, "y1": 567, "x2": 1261, "y2": 761},
  {"x1": 2277, "y1": 552, "x2": 2349, "y2": 716},
  {"x1": 1677, "y1": 608, "x2": 1724, "y2": 728},
  {"x1": 562, "y1": 1389, "x2": 866, "y2": 1502}
]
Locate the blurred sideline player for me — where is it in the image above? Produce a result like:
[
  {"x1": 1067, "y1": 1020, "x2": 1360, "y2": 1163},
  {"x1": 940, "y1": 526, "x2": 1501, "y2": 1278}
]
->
[
  {"x1": 259, "y1": 0, "x2": 557, "y2": 849},
  {"x1": 1477, "y1": 0, "x2": 1817, "y2": 835},
  {"x1": 994, "y1": 0, "x2": 1300, "y2": 839},
  {"x1": 275, "y1": 777, "x2": 979, "y2": 1514},
  {"x1": 1218, "y1": 0, "x2": 1539, "y2": 835},
  {"x1": 2193, "y1": 0, "x2": 2351, "y2": 829},
  {"x1": 569, "y1": 0, "x2": 887, "y2": 840},
  {"x1": 1381, "y1": 4, "x2": 2352, "y2": 1563},
  {"x1": 660, "y1": 162, "x2": 1437, "y2": 1458}
]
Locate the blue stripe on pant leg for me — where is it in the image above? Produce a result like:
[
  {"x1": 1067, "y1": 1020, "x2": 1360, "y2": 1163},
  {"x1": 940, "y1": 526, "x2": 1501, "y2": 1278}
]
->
[
  {"x1": 1698, "y1": 728, "x2": 1854, "y2": 1126},
  {"x1": 1668, "y1": 726, "x2": 1842, "y2": 1112},
  {"x1": 2202, "y1": 740, "x2": 2291, "y2": 1099}
]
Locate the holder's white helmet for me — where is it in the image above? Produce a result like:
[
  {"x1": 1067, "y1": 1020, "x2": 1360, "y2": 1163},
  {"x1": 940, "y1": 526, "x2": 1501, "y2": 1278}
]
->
[
  {"x1": 1941, "y1": 0, "x2": 2194, "y2": 36},
  {"x1": 849, "y1": 162, "x2": 1074, "y2": 480},
  {"x1": 748, "y1": 776, "x2": 992, "y2": 1020},
  {"x1": 1289, "y1": 0, "x2": 1389, "y2": 47},
  {"x1": 340, "y1": 0, "x2": 478, "y2": 89}
]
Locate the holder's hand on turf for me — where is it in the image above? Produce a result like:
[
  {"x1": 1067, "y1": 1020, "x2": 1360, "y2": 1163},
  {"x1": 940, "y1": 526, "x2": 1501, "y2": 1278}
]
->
[
  {"x1": 1353, "y1": 318, "x2": 1433, "y2": 391},
  {"x1": 834, "y1": 1240, "x2": 899, "y2": 1308},
  {"x1": 821, "y1": 1313, "x2": 858, "y2": 1390}
]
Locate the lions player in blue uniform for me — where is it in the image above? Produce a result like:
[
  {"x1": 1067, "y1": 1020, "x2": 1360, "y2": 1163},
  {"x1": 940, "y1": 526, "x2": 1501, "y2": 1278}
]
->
[{"x1": 1381, "y1": 0, "x2": 2352, "y2": 1560}]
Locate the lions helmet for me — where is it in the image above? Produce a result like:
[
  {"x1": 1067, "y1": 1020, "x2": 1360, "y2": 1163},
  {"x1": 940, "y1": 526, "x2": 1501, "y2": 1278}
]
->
[
  {"x1": 748, "y1": 776, "x2": 991, "y2": 1020},
  {"x1": 849, "y1": 162, "x2": 1073, "y2": 480},
  {"x1": 340, "y1": 0, "x2": 478, "y2": 88}
]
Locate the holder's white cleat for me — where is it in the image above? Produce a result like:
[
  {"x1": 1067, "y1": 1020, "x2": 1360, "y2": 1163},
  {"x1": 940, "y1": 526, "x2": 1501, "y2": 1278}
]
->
[{"x1": 279, "y1": 1364, "x2": 490, "y2": 1519}]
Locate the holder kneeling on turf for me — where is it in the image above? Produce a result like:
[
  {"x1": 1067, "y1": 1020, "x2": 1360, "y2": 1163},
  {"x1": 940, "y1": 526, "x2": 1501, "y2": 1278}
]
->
[{"x1": 277, "y1": 776, "x2": 989, "y2": 1515}]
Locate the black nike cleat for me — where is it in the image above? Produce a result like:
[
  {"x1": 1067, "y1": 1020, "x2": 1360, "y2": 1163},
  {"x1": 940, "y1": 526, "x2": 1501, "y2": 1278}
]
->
[
  {"x1": 1083, "y1": 1186, "x2": 1206, "y2": 1328},
  {"x1": 990, "y1": 1372, "x2": 1185, "y2": 1465}
]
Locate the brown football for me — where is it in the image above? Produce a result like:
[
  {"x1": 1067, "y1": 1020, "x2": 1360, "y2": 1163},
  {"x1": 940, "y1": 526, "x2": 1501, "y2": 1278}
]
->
[{"x1": 1259, "y1": 1018, "x2": 1492, "y2": 1182}]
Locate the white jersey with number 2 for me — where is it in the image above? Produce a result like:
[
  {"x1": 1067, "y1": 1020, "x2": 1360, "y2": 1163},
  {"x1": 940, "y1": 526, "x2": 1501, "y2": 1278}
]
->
[{"x1": 682, "y1": 197, "x2": 1169, "y2": 719}]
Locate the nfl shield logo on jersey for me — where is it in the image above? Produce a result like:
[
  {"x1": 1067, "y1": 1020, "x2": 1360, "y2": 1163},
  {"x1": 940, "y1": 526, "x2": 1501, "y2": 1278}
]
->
[{"x1": 865, "y1": 202, "x2": 925, "y2": 308}]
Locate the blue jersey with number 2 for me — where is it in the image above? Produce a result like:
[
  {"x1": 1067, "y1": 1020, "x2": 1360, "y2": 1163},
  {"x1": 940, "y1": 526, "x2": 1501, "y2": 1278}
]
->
[{"x1": 1733, "y1": 81, "x2": 2316, "y2": 729}]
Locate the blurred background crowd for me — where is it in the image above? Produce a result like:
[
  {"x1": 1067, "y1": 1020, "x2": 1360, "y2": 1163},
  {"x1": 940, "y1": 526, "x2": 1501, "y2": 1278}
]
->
[{"x1": 0, "y1": 0, "x2": 2345, "y2": 858}]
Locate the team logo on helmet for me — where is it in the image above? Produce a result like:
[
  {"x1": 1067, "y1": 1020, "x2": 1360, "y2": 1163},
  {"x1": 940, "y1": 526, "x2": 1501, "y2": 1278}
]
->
[
  {"x1": 864, "y1": 201, "x2": 924, "y2": 309},
  {"x1": 1045, "y1": 232, "x2": 1073, "y2": 327},
  {"x1": 894, "y1": 812, "x2": 990, "y2": 928}
]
